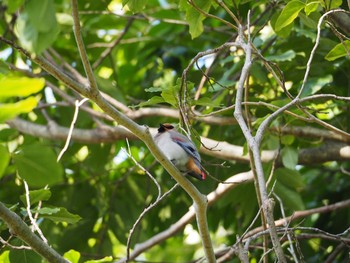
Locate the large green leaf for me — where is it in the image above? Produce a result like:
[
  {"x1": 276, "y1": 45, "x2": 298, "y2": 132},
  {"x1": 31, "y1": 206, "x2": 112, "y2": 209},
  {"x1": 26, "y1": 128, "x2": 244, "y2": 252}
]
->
[
  {"x1": 2, "y1": 0, "x2": 24, "y2": 13},
  {"x1": 0, "y1": 76, "x2": 45, "y2": 99},
  {"x1": 15, "y1": 0, "x2": 59, "y2": 54},
  {"x1": 13, "y1": 143, "x2": 64, "y2": 187},
  {"x1": 274, "y1": 182, "x2": 305, "y2": 210},
  {"x1": 275, "y1": 0, "x2": 305, "y2": 32},
  {"x1": 0, "y1": 96, "x2": 39, "y2": 123},
  {"x1": 179, "y1": 0, "x2": 213, "y2": 38}
]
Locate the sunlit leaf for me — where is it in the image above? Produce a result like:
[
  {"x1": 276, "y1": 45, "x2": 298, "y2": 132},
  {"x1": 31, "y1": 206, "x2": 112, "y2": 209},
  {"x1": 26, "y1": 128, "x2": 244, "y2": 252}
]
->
[
  {"x1": 275, "y1": 0, "x2": 305, "y2": 31},
  {"x1": 0, "y1": 96, "x2": 39, "y2": 123},
  {"x1": 64, "y1": 249, "x2": 80, "y2": 263},
  {"x1": 304, "y1": 1, "x2": 321, "y2": 16},
  {"x1": 0, "y1": 76, "x2": 45, "y2": 98},
  {"x1": 325, "y1": 40, "x2": 350, "y2": 61}
]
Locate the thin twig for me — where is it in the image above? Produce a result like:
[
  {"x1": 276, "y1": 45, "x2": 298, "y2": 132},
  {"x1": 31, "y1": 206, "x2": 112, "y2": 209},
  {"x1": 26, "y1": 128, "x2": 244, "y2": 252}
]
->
[
  {"x1": 273, "y1": 194, "x2": 300, "y2": 262},
  {"x1": 23, "y1": 180, "x2": 48, "y2": 244},
  {"x1": 0, "y1": 236, "x2": 32, "y2": 250},
  {"x1": 57, "y1": 98, "x2": 89, "y2": 161}
]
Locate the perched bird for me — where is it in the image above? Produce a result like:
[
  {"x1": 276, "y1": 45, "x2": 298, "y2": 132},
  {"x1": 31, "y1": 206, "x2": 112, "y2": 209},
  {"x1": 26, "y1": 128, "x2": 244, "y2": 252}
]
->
[{"x1": 154, "y1": 123, "x2": 206, "y2": 180}]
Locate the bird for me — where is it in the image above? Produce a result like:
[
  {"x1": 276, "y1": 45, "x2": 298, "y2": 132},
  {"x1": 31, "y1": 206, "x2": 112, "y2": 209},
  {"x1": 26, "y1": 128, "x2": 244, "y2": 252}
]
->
[{"x1": 154, "y1": 123, "x2": 206, "y2": 180}]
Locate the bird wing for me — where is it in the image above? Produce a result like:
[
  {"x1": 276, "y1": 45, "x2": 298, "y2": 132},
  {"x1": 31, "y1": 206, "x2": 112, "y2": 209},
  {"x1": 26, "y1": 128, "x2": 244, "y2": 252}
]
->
[{"x1": 169, "y1": 132, "x2": 201, "y2": 163}]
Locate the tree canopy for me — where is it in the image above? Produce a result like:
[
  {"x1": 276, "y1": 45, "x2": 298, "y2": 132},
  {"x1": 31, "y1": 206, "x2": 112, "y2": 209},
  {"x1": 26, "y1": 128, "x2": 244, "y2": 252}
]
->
[{"x1": 0, "y1": 0, "x2": 350, "y2": 262}]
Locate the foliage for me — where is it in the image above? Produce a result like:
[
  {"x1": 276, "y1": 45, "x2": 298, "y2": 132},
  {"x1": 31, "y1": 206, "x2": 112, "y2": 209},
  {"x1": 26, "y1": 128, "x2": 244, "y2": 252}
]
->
[{"x1": 0, "y1": 0, "x2": 350, "y2": 262}]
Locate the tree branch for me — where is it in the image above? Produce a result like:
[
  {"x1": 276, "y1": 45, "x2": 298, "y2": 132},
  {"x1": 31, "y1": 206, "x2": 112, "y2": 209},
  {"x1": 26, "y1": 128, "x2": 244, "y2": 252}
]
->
[
  {"x1": 0, "y1": 202, "x2": 69, "y2": 263},
  {"x1": 7, "y1": 118, "x2": 350, "y2": 165},
  {"x1": 233, "y1": 22, "x2": 286, "y2": 261}
]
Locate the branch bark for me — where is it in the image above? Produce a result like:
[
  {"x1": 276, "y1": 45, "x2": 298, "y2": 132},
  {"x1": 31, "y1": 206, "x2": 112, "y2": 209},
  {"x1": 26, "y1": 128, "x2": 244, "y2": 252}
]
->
[
  {"x1": 233, "y1": 25, "x2": 286, "y2": 262},
  {"x1": 0, "y1": 202, "x2": 69, "y2": 263},
  {"x1": 7, "y1": 118, "x2": 350, "y2": 164}
]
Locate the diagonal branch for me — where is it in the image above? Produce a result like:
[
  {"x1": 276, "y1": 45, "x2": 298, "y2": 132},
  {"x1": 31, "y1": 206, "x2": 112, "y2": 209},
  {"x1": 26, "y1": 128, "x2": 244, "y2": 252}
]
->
[
  {"x1": 71, "y1": 0, "x2": 98, "y2": 94},
  {"x1": 0, "y1": 202, "x2": 69, "y2": 263}
]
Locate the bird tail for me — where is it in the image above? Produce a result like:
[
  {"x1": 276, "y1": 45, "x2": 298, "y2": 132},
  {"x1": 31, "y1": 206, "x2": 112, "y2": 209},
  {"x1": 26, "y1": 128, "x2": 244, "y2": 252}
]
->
[
  {"x1": 186, "y1": 158, "x2": 206, "y2": 180},
  {"x1": 187, "y1": 170, "x2": 206, "y2": 180}
]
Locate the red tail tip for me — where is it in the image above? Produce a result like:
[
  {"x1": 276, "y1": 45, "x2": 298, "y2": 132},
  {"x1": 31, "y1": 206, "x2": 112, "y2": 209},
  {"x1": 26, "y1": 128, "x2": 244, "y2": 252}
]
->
[{"x1": 201, "y1": 170, "x2": 206, "y2": 180}]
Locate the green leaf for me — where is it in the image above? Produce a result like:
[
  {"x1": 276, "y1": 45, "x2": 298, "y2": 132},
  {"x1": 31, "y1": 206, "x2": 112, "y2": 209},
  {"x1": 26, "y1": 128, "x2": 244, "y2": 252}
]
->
[
  {"x1": 275, "y1": 1, "x2": 305, "y2": 32},
  {"x1": 274, "y1": 168, "x2": 305, "y2": 189},
  {"x1": 0, "y1": 128, "x2": 19, "y2": 142},
  {"x1": 26, "y1": 0, "x2": 57, "y2": 32},
  {"x1": 179, "y1": 0, "x2": 213, "y2": 38},
  {"x1": 3, "y1": 0, "x2": 24, "y2": 13},
  {"x1": 15, "y1": 0, "x2": 59, "y2": 55},
  {"x1": 266, "y1": 50, "x2": 296, "y2": 62},
  {"x1": 194, "y1": 97, "x2": 220, "y2": 107},
  {"x1": 324, "y1": 0, "x2": 343, "y2": 9},
  {"x1": 0, "y1": 145, "x2": 10, "y2": 179},
  {"x1": 20, "y1": 188, "x2": 51, "y2": 205},
  {"x1": 40, "y1": 207, "x2": 81, "y2": 224},
  {"x1": 13, "y1": 143, "x2": 64, "y2": 187},
  {"x1": 35, "y1": 207, "x2": 60, "y2": 214},
  {"x1": 122, "y1": 0, "x2": 149, "y2": 12},
  {"x1": 281, "y1": 146, "x2": 298, "y2": 170},
  {"x1": 9, "y1": 248, "x2": 41, "y2": 263},
  {"x1": 0, "y1": 76, "x2": 45, "y2": 99},
  {"x1": 281, "y1": 135, "x2": 295, "y2": 146},
  {"x1": 85, "y1": 256, "x2": 113, "y2": 263},
  {"x1": 137, "y1": 96, "x2": 165, "y2": 107},
  {"x1": 0, "y1": 96, "x2": 39, "y2": 123},
  {"x1": 325, "y1": 40, "x2": 350, "y2": 61},
  {"x1": 274, "y1": 182, "x2": 305, "y2": 210},
  {"x1": 64, "y1": 249, "x2": 80, "y2": 263},
  {"x1": 161, "y1": 84, "x2": 181, "y2": 107},
  {"x1": 305, "y1": 1, "x2": 321, "y2": 16},
  {"x1": 0, "y1": 251, "x2": 10, "y2": 263},
  {"x1": 301, "y1": 75, "x2": 333, "y2": 97}
]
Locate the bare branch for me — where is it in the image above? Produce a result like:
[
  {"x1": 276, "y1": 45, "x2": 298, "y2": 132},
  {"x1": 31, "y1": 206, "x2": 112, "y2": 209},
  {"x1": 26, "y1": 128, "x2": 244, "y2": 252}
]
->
[
  {"x1": 71, "y1": 0, "x2": 98, "y2": 94},
  {"x1": 0, "y1": 202, "x2": 69, "y2": 263},
  {"x1": 23, "y1": 181, "x2": 48, "y2": 244},
  {"x1": 57, "y1": 98, "x2": 89, "y2": 161}
]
